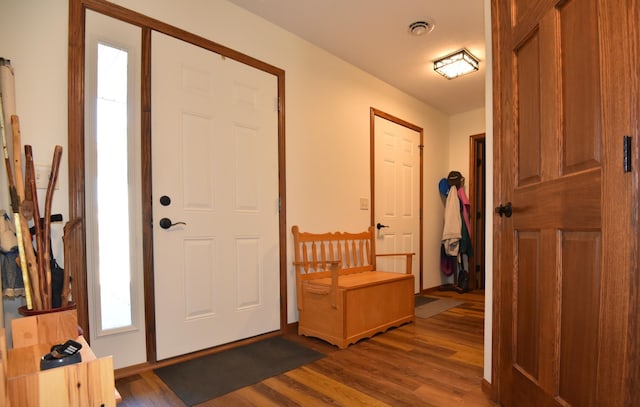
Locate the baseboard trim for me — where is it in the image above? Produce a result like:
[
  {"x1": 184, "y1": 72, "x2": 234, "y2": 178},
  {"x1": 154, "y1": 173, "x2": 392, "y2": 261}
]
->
[
  {"x1": 421, "y1": 286, "x2": 442, "y2": 295},
  {"x1": 286, "y1": 321, "x2": 299, "y2": 335},
  {"x1": 481, "y1": 378, "x2": 494, "y2": 399}
]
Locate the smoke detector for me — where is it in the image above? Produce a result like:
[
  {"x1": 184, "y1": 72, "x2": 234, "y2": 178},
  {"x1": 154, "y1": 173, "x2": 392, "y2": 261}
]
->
[{"x1": 408, "y1": 19, "x2": 435, "y2": 36}]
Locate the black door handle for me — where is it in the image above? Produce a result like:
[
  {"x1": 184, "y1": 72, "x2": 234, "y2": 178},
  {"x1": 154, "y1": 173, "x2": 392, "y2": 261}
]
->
[
  {"x1": 494, "y1": 202, "x2": 513, "y2": 218},
  {"x1": 159, "y1": 217, "x2": 187, "y2": 229},
  {"x1": 376, "y1": 223, "x2": 389, "y2": 230}
]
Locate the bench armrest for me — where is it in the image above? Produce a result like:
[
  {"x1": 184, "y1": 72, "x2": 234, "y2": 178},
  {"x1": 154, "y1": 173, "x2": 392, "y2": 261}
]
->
[
  {"x1": 375, "y1": 252, "x2": 415, "y2": 274},
  {"x1": 295, "y1": 260, "x2": 341, "y2": 309}
]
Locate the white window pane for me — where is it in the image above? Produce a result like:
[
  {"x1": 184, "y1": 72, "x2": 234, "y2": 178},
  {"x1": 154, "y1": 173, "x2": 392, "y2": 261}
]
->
[{"x1": 96, "y1": 43, "x2": 132, "y2": 330}]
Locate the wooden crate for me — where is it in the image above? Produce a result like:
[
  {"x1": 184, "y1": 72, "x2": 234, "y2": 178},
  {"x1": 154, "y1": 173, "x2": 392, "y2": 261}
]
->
[{"x1": 1, "y1": 310, "x2": 119, "y2": 406}]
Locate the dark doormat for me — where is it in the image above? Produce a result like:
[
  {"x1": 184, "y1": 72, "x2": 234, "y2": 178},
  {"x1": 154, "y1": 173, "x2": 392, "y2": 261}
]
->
[
  {"x1": 415, "y1": 295, "x2": 439, "y2": 307},
  {"x1": 155, "y1": 336, "x2": 324, "y2": 406}
]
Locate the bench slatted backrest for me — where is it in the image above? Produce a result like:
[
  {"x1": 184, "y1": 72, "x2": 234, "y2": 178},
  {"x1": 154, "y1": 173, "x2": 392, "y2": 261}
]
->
[
  {"x1": 292, "y1": 226, "x2": 378, "y2": 311},
  {"x1": 292, "y1": 226, "x2": 377, "y2": 278}
]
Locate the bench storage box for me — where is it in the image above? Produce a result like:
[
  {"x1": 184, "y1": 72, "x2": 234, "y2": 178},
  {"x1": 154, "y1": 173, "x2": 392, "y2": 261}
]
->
[{"x1": 292, "y1": 225, "x2": 415, "y2": 348}]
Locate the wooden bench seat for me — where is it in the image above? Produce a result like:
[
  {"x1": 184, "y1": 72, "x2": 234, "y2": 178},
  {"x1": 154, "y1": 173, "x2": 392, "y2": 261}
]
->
[
  {"x1": 292, "y1": 225, "x2": 415, "y2": 348},
  {"x1": 307, "y1": 270, "x2": 411, "y2": 287}
]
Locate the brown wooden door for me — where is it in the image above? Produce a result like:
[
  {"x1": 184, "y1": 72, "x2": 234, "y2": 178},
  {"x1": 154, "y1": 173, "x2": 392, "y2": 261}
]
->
[
  {"x1": 493, "y1": 0, "x2": 638, "y2": 406},
  {"x1": 469, "y1": 134, "x2": 486, "y2": 289}
]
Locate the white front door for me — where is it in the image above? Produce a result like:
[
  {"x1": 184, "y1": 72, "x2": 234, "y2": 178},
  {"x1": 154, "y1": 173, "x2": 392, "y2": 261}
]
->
[
  {"x1": 374, "y1": 115, "x2": 421, "y2": 292},
  {"x1": 151, "y1": 32, "x2": 280, "y2": 360}
]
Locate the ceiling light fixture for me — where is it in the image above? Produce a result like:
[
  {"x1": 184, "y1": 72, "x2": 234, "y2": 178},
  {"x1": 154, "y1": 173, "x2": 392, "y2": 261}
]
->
[
  {"x1": 408, "y1": 20, "x2": 435, "y2": 36},
  {"x1": 433, "y1": 49, "x2": 480, "y2": 79}
]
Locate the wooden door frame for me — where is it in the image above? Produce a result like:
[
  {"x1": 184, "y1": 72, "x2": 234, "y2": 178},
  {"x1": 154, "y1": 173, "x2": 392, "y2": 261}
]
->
[
  {"x1": 68, "y1": 0, "x2": 287, "y2": 365},
  {"x1": 369, "y1": 108, "x2": 424, "y2": 292},
  {"x1": 468, "y1": 133, "x2": 485, "y2": 290},
  {"x1": 489, "y1": 0, "x2": 507, "y2": 401}
]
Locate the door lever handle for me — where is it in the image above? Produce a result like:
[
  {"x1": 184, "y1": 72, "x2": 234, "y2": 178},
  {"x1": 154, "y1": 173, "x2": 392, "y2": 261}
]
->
[
  {"x1": 376, "y1": 223, "x2": 389, "y2": 230},
  {"x1": 159, "y1": 217, "x2": 187, "y2": 229},
  {"x1": 494, "y1": 202, "x2": 513, "y2": 218}
]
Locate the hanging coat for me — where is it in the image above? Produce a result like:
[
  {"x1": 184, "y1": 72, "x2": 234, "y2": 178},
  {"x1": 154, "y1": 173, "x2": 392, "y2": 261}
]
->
[
  {"x1": 442, "y1": 185, "x2": 461, "y2": 256},
  {"x1": 440, "y1": 244, "x2": 457, "y2": 276},
  {"x1": 457, "y1": 186, "x2": 471, "y2": 234}
]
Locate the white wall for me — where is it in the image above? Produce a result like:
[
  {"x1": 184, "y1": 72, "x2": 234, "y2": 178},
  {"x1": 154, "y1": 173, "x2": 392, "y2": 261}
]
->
[
  {"x1": 0, "y1": 1, "x2": 69, "y2": 258},
  {"x1": 449, "y1": 108, "x2": 486, "y2": 179},
  {"x1": 0, "y1": 0, "x2": 453, "y2": 327},
  {"x1": 429, "y1": 109, "x2": 486, "y2": 288},
  {"x1": 0, "y1": 0, "x2": 69, "y2": 343}
]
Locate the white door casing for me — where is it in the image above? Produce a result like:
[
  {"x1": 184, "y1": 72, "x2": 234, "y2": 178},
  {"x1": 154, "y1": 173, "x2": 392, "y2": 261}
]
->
[
  {"x1": 152, "y1": 32, "x2": 280, "y2": 360},
  {"x1": 373, "y1": 115, "x2": 421, "y2": 292}
]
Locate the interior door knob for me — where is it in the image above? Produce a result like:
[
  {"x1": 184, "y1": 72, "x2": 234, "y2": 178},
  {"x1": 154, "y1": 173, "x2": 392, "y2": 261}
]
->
[
  {"x1": 494, "y1": 202, "x2": 513, "y2": 218},
  {"x1": 159, "y1": 217, "x2": 187, "y2": 229}
]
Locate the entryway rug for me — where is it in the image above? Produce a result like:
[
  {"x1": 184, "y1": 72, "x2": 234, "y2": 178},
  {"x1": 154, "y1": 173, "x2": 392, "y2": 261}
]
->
[
  {"x1": 155, "y1": 336, "x2": 324, "y2": 406},
  {"x1": 415, "y1": 295, "x2": 439, "y2": 307},
  {"x1": 415, "y1": 297, "x2": 464, "y2": 319}
]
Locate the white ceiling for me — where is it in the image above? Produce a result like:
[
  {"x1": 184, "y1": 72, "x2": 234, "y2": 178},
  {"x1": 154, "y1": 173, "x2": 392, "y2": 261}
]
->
[{"x1": 227, "y1": 0, "x2": 486, "y2": 115}]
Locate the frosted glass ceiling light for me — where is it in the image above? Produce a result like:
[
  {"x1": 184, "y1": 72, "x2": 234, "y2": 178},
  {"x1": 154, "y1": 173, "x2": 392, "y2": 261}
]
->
[{"x1": 433, "y1": 49, "x2": 479, "y2": 79}]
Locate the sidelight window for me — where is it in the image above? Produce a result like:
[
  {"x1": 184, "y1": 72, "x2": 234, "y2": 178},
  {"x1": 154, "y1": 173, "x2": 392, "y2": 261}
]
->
[{"x1": 94, "y1": 43, "x2": 132, "y2": 330}]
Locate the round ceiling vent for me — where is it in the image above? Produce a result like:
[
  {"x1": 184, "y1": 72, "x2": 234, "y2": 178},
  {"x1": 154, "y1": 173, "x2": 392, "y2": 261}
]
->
[{"x1": 408, "y1": 19, "x2": 435, "y2": 36}]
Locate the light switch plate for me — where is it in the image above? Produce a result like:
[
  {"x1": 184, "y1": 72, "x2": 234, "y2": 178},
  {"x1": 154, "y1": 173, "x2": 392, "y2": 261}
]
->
[
  {"x1": 35, "y1": 165, "x2": 51, "y2": 189},
  {"x1": 360, "y1": 197, "x2": 369, "y2": 210}
]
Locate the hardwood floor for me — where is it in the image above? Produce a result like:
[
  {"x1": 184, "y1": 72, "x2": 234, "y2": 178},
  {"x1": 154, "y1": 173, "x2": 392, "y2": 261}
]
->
[{"x1": 115, "y1": 290, "x2": 497, "y2": 406}]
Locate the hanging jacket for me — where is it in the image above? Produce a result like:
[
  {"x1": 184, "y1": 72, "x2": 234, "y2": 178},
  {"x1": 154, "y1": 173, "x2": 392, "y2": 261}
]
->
[
  {"x1": 459, "y1": 213, "x2": 474, "y2": 257},
  {"x1": 457, "y1": 186, "x2": 471, "y2": 234},
  {"x1": 440, "y1": 244, "x2": 457, "y2": 276},
  {"x1": 442, "y1": 185, "x2": 461, "y2": 256}
]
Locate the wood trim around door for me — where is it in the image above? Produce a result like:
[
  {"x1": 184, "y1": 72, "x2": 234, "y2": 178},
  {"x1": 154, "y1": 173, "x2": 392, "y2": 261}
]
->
[
  {"x1": 68, "y1": 0, "x2": 89, "y2": 343},
  {"x1": 369, "y1": 107, "x2": 424, "y2": 291},
  {"x1": 68, "y1": 0, "x2": 287, "y2": 365},
  {"x1": 489, "y1": 0, "x2": 505, "y2": 402},
  {"x1": 468, "y1": 133, "x2": 486, "y2": 290}
]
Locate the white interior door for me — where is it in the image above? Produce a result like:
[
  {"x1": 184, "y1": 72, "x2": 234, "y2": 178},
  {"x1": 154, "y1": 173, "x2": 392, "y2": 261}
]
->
[
  {"x1": 374, "y1": 115, "x2": 421, "y2": 292},
  {"x1": 152, "y1": 32, "x2": 280, "y2": 360}
]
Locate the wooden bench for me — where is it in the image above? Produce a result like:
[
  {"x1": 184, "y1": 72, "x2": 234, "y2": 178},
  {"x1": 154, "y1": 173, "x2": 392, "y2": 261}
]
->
[{"x1": 292, "y1": 225, "x2": 415, "y2": 348}]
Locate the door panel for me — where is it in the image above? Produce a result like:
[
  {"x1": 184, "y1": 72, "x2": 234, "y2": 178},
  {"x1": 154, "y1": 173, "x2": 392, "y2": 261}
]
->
[
  {"x1": 152, "y1": 31, "x2": 280, "y2": 360},
  {"x1": 514, "y1": 231, "x2": 539, "y2": 380},
  {"x1": 494, "y1": 0, "x2": 636, "y2": 405},
  {"x1": 515, "y1": 31, "x2": 541, "y2": 186},
  {"x1": 373, "y1": 115, "x2": 421, "y2": 292},
  {"x1": 559, "y1": 0, "x2": 601, "y2": 173},
  {"x1": 559, "y1": 232, "x2": 601, "y2": 406}
]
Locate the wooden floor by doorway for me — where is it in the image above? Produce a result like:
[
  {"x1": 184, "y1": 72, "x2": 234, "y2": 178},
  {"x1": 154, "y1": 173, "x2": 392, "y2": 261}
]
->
[{"x1": 114, "y1": 290, "x2": 495, "y2": 406}]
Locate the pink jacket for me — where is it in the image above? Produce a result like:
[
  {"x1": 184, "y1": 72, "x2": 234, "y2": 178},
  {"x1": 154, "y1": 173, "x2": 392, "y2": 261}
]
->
[{"x1": 457, "y1": 186, "x2": 471, "y2": 234}]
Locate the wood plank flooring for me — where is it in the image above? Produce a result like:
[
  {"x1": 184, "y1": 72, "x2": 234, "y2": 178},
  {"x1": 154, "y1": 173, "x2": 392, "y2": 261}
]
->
[{"x1": 115, "y1": 290, "x2": 497, "y2": 406}]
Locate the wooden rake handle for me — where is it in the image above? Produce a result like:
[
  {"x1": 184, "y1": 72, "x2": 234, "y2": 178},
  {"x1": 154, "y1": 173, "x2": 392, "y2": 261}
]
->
[
  {"x1": 43, "y1": 145, "x2": 63, "y2": 307},
  {"x1": 10, "y1": 115, "x2": 41, "y2": 309}
]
